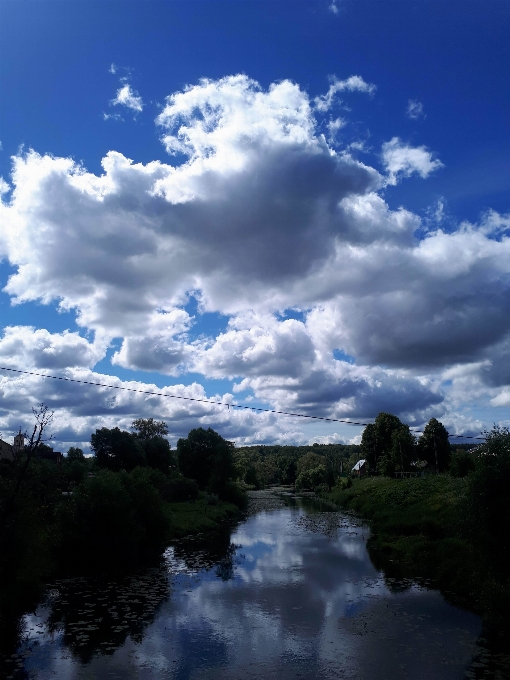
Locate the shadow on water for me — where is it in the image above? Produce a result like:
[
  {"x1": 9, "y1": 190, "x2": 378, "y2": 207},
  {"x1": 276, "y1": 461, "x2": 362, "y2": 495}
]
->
[{"x1": 2, "y1": 490, "x2": 509, "y2": 679}]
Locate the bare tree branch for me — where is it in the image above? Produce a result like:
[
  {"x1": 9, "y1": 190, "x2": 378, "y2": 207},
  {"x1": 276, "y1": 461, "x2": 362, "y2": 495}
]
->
[{"x1": 0, "y1": 403, "x2": 54, "y2": 531}]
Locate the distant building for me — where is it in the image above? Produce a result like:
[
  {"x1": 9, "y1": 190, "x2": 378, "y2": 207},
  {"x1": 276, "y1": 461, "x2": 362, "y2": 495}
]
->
[
  {"x1": 13, "y1": 431, "x2": 25, "y2": 455},
  {"x1": 0, "y1": 430, "x2": 25, "y2": 462},
  {"x1": 0, "y1": 438, "x2": 15, "y2": 462},
  {"x1": 351, "y1": 459, "x2": 367, "y2": 477},
  {"x1": 34, "y1": 448, "x2": 63, "y2": 464},
  {"x1": 0, "y1": 431, "x2": 62, "y2": 464}
]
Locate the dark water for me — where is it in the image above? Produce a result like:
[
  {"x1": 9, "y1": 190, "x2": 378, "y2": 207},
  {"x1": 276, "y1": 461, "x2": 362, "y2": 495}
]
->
[{"x1": 4, "y1": 492, "x2": 510, "y2": 679}]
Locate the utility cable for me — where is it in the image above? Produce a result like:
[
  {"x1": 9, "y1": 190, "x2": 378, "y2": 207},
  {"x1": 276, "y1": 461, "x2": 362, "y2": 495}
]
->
[{"x1": 0, "y1": 366, "x2": 487, "y2": 440}]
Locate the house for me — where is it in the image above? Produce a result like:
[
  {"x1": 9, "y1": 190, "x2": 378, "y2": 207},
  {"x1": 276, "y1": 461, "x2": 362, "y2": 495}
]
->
[
  {"x1": 0, "y1": 438, "x2": 15, "y2": 462},
  {"x1": 0, "y1": 430, "x2": 25, "y2": 462},
  {"x1": 351, "y1": 459, "x2": 367, "y2": 477},
  {"x1": 34, "y1": 448, "x2": 63, "y2": 464},
  {"x1": 0, "y1": 432, "x2": 62, "y2": 464}
]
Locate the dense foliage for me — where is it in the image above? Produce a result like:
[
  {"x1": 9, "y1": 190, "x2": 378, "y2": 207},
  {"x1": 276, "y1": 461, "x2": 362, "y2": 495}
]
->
[
  {"x1": 360, "y1": 412, "x2": 416, "y2": 475},
  {"x1": 0, "y1": 419, "x2": 246, "y2": 595},
  {"x1": 233, "y1": 443, "x2": 357, "y2": 491},
  {"x1": 417, "y1": 417, "x2": 450, "y2": 472}
]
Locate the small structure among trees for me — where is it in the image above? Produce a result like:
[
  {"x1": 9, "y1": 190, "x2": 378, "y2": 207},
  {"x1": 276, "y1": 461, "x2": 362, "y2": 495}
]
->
[
  {"x1": 0, "y1": 431, "x2": 25, "y2": 462},
  {"x1": 351, "y1": 459, "x2": 367, "y2": 477}
]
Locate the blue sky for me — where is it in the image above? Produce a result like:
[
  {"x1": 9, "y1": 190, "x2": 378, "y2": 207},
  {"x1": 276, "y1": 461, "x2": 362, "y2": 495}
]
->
[{"x1": 0, "y1": 0, "x2": 509, "y2": 449}]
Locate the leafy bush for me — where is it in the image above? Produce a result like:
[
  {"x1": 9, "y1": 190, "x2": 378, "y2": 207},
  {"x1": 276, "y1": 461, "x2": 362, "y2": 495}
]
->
[
  {"x1": 220, "y1": 480, "x2": 248, "y2": 509},
  {"x1": 58, "y1": 468, "x2": 170, "y2": 563},
  {"x1": 449, "y1": 449, "x2": 476, "y2": 477},
  {"x1": 467, "y1": 426, "x2": 510, "y2": 569},
  {"x1": 162, "y1": 474, "x2": 199, "y2": 502},
  {"x1": 295, "y1": 464, "x2": 327, "y2": 491}
]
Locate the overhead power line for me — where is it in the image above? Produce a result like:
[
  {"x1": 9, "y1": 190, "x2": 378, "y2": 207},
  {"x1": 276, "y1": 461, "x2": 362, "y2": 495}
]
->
[{"x1": 0, "y1": 366, "x2": 486, "y2": 440}]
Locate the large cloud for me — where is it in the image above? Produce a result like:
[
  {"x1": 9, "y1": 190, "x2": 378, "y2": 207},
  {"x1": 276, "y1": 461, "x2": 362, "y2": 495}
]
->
[
  {"x1": 192, "y1": 313, "x2": 443, "y2": 422},
  {"x1": 0, "y1": 326, "x2": 105, "y2": 369},
  {"x1": 1, "y1": 73, "x2": 510, "y2": 441}
]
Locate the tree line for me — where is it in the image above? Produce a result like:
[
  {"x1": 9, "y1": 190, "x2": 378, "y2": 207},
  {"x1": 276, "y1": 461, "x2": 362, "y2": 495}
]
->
[
  {"x1": 0, "y1": 416, "x2": 246, "y2": 584},
  {"x1": 359, "y1": 412, "x2": 478, "y2": 477},
  {"x1": 233, "y1": 443, "x2": 359, "y2": 492}
]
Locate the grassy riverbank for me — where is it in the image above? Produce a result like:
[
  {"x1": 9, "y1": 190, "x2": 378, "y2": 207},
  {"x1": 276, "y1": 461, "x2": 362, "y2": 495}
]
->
[
  {"x1": 327, "y1": 475, "x2": 510, "y2": 643},
  {"x1": 165, "y1": 499, "x2": 240, "y2": 538}
]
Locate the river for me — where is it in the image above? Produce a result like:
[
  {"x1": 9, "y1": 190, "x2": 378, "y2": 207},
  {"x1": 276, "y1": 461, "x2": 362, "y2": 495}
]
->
[{"x1": 3, "y1": 490, "x2": 509, "y2": 679}]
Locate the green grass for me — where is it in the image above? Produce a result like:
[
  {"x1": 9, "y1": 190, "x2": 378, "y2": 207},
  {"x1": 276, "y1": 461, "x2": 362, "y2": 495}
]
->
[
  {"x1": 328, "y1": 475, "x2": 482, "y2": 612},
  {"x1": 164, "y1": 499, "x2": 240, "y2": 539}
]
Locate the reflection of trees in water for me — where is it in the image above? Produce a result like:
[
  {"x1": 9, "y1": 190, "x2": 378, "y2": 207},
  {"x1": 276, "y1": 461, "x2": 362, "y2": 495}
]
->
[
  {"x1": 171, "y1": 524, "x2": 242, "y2": 579},
  {"x1": 0, "y1": 577, "x2": 45, "y2": 678},
  {"x1": 44, "y1": 562, "x2": 170, "y2": 663},
  {"x1": 215, "y1": 543, "x2": 242, "y2": 580}
]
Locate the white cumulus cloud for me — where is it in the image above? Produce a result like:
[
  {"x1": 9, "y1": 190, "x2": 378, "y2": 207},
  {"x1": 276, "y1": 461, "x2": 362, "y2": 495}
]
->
[
  {"x1": 1, "y1": 74, "x2": 510, "y2": 443},
  {"x1": 111, "y1": 83, "x2": 143, "y2": 112},
  {"x1": 314, "y1": 75, "x2": 376, "y2": 112},
  {"x1": 382, "y1": 137, "x2": 443, "y2": 185}
]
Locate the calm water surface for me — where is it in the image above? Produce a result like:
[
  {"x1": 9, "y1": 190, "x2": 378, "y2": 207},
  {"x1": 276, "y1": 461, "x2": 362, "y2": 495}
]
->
[{"x1": 6, "y1": 492, "x2": 508, "y2": 679}]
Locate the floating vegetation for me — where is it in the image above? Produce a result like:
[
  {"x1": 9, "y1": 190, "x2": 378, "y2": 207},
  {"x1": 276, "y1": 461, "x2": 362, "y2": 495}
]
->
[
  {"x1": 246, "y1": 489, "x2": 288, "y2": 515},
  {"x1": 21, "y1": 565, "x2": 173, "y2": 664}
]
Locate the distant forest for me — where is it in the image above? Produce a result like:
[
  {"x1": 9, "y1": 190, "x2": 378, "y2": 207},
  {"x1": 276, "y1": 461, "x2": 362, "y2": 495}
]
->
[{"x1": 234, "y1": 443, "x2": 359, "y2": 490}]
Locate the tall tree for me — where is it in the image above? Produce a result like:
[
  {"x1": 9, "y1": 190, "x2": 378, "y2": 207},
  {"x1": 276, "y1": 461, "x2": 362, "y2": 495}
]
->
[
  {"x1": 417, "y1": 418, "x2": 450, "y2": 472},
  {"x1": 177, "y1": 428, "x2": 234, "y2": 492},
  {"x1": 0, "y1": 403, "x2": 54, "y2": 531},
  {"x1": 361, "y1": 413, "x2": 406, "y2": 473},
  {"x1": 131, "y1": 418, "x2": 174, "y2": 472},
  {"x1": 91, "y1": 428, "x2": 146, "y2": 472},
  {"x1": 390, "y1": 425, "x2": 416, "y2": 474},
  {"x1": 131, "y1": 418, "x2": 169, "y2": 440}
]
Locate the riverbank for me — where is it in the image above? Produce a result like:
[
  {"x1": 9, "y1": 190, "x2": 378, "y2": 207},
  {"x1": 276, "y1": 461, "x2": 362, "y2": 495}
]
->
[
  {"x1": 0, "y1": 496, "x2": 242, "y2": 648},
  {"x1": 165, "y1": 498, "x2": 240, "y2": 538},
  {"x1": 326, "y1": 475, "x2": 510, "y2": 645}
]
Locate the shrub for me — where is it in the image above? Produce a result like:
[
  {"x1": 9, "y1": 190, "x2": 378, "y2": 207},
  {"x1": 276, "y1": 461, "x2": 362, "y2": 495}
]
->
[
  {"x1": 449, "y1": 449, "x2": 476, "y2": 478},
  {"x1": 220, "y1": 480, "x2": 248, "y2": 509},
  {"x1": 58, "y1": 468, "x2": 170, "y2": 563}
]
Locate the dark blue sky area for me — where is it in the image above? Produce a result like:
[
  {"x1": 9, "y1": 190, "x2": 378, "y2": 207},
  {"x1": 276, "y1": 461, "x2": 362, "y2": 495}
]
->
[{"x1": 1, "y1": 0, "x2": 509, "y2": 222}]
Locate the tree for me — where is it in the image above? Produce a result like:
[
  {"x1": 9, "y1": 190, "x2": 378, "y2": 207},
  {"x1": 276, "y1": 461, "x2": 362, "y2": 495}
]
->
[
  {"x1": 143, "y1": 436, "x2": 175, "y2": 473},
  {"x1": 297, "y1": 451, "x2": 325, "y2": 476},
  {"x1": 131, "y1": 418, "x2": 169, "y2": 440},
  {"x1": 360, "y1": 423, "x2": 378, "y2": 470},
  {"x1": 91, "y1": 427, "x2": 146, "y2": 472},
  {"x1": 389, "y1": 425, "x2": 416, "y2": 473},
  {"x1": 361, "y1": 413, "x2": 411, "y2": 474},
  {"x1": 177, "y1": 427, "x2": 235, "y2": 493},
  {"x1": 417, "y1": 418, "x2": 450, "y2": 472},
  {"x1": 67, "y1": 447, "x2": 84, "y2": 461},
  {"x1": 295, "y1": 464, "x2": 327, "y2": 491},
  {"x1": 58, "y1": 468, "x2": 169, "y2": 563}
]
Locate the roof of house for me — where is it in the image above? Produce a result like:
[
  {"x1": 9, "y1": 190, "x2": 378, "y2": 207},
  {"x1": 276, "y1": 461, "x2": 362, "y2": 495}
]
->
[{"x1": 351, "y1": 459, "x2": 367, "y2": 472}]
